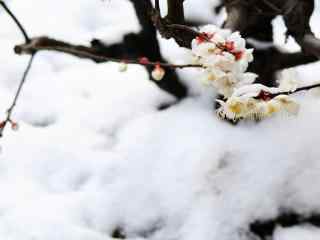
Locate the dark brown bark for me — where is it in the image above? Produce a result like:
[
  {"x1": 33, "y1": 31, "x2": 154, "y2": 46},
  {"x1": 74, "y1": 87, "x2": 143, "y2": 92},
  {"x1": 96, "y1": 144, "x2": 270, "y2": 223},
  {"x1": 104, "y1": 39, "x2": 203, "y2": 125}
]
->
[
  {"x1": 223, "y1": 0, "x2": 319, "y2": 86},
  {"x1": 166, "y1": 0, "x2": 185, "y2": 24},
  {"x1": 250, "y1": 212, "x2": 320, "y2": 240}
]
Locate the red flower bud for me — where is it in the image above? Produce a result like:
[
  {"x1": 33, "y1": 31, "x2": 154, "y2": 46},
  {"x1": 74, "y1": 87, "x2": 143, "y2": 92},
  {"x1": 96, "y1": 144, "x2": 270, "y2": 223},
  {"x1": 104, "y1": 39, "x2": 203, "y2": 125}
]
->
[{"x1": 139, "y1": 57, "x2": 150, "y2": 65}]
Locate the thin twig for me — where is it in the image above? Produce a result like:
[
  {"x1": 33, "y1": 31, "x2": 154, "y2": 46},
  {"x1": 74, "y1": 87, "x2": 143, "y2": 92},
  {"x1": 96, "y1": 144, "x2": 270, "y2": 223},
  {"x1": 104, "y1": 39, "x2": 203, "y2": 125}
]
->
[
  {"x1": 275, "y1": 83, "x2": 320, "y2": 97},
  {"x1": 14, "y1": 37, "x2": 204, "y2": 69},
  {"x1": 0, "y1": 54, "x2": 36, "y2": 137},
  {"x1": 0, "y1": 1, "x2": 30, "y2": 43}
]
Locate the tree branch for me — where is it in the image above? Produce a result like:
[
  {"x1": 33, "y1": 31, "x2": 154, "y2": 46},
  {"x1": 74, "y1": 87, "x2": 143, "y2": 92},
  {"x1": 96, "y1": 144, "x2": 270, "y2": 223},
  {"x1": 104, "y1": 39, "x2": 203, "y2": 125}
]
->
[
  {"x1": 0, "y1": 1, "x2": 30, "y2": 43},
  {"x1": 14, "y1": 36, "x2": 202, "y2": 69},
  {"x1": 223, "y1": 1, "x2": 249, "y2": 32},
  {"x1": 250, "y1": 212, "x2": 320, "y2": 240},
  {"x1": 151, "y1": 0, "x2": 200, "y2": 49},
  {"x1": 0, "y1": 54, "x2": 36, "y2": 137},
  {"x1": 0, "y1": 1, "x2": 36, "y2": 137},
  {"x1": 1, "y1": 0, "x2": 204, "y2": 103},
  {"x1": 276, "y1": 51, "x2": 318, "y2": 70},
  {"x1": 166, "y1": 0, "x2": 185, "y2": 24},
  {"x1": 92, "y1": 0, "x2": 192, "y2": 99},
  {"x1": 275, "y1": 82, "x2": 320, "y2": 97}
]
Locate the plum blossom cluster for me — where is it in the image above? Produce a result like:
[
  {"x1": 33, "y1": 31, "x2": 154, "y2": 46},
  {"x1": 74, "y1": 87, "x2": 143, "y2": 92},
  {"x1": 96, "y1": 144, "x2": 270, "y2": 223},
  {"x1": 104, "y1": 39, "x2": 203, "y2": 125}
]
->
[
  {"x1": 216, "y1": 84, "x2": 300, "y2": 121},
  {"x1": 191, "y1": 25, "x2": 257, "y2": 97},
  {"x1": 190, "y1": 25, "x2": 301, "y2": 121}
]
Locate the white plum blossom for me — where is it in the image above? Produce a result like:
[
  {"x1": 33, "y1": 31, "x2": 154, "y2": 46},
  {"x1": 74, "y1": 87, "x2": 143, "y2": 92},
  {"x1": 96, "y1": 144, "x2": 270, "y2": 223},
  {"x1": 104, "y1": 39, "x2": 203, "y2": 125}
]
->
[
  {"x1": 232, "y1": 84, "x2": 279, "y2": 98},
  {"x1": 216, "y1": 84, "x2": 300, "y2": 121},
  {"x1": 201, "y1": 69, "x2": 237, "y2": 97},
  {"x1": 200, "y1": 25, "x2": 232, "y2": 40},
  {"x1": 237, "y1": 72, "x2": 259, "y2": 86},
  {"x1": 191, "y1": 25, "x2": 257, "y2": 97},
  {"x1": 274, "y1": 94, "x2": 300, "y2": 115},
  {"x1": 278, "y1": 69, "x2": 299, "y2": 92},
  {"x1": 190, "y1": 25, "x2": 303, "y2": 122},
  {"x1": 227, "y1": 32, "x2": 246, "y2": 52}
]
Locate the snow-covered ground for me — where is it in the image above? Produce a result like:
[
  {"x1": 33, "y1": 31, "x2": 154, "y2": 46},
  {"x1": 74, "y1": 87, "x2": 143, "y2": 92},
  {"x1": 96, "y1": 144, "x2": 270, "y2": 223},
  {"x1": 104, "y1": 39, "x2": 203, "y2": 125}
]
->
[{"x1": 0, "y1": 1, "x2": 320, "y2": 240}]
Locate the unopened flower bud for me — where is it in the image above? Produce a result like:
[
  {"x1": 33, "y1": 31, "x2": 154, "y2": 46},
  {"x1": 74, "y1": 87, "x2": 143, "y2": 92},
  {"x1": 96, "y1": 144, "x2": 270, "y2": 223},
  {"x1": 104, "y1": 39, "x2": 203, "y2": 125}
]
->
[
  {"x1": 10, "y1": 121, "x2": 19, "y2": 131},
  {"x1": 118, "y1": 62, "x2": 128, "y2": 72},
  {"x1": 151, "y1": 64, "x2": 165, "y2": 81},
  {"x1": 139, "y1": 57, "x2": 150, "y2": 65}
]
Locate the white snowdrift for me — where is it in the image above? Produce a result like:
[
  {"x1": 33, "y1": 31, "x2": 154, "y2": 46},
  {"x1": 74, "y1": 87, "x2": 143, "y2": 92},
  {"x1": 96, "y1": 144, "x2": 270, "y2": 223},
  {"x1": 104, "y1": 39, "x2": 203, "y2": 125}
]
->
[{"x1": 0, "y1": 0, "x2": 319, "y2": 240}]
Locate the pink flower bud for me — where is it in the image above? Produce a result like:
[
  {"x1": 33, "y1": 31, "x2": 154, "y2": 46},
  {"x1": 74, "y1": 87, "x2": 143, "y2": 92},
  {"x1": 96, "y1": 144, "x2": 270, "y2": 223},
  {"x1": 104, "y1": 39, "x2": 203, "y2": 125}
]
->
[{"x1": 10, "y1": 121, "x2": 19, "y2": 131}]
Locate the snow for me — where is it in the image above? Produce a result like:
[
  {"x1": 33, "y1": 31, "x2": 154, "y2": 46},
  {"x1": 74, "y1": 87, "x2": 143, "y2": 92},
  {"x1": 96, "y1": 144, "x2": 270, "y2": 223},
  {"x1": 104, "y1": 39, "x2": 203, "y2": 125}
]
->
[
  {"x1": 0, "y1": 0, "x2": 320, "y2": 240},
  {"x1": 274, "y1": 226, "x2": 320, "y2": 240}
]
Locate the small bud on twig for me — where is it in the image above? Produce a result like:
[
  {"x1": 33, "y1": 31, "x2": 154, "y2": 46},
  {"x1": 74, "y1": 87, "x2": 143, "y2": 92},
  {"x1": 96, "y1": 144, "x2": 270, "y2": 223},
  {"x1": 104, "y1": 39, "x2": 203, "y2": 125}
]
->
[
  {"x1": 10, "y1": 121, "x2": 19, "y2": 131},
  {"x1": 118, "y1": 62, "x2": 128, "y2": 72},
  {"x1": 138, "y1": 57, "x2": 150, "y2": 65},
  {"x1": 152, "y1": 64, "x2": 165, "y2": 81}
]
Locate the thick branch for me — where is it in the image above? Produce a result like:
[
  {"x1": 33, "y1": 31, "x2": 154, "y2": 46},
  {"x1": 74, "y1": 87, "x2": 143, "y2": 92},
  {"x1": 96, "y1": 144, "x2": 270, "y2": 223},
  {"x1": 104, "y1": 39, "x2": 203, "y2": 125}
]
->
[
  {"x1": 151, "y1": 0, "x2": 198, "y2": 48},
  {"x1": 250, "y1": 212, "x2": 320, "y2": 240},
  {"x1": 276, "y1": 51, "x2": 318, "y2": 70},
  {"x1": 223, "y1": 0, "x2": 320, "y2": 59},
  {"x1": 223, "y1": 3, "x2": 248, "y2": 32},
  {"x1": 4, "y1": 0, "x2": 199, "y2": 101},
  {"x1": 92, "y1": 0, "x2": 190, "y2": 99},
  {"x1": 166, "y1": 0, "x2": 185, "y2": 24},
  {"x1": 129, "y1": 0, "x2": 153, "y2": 31}
]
